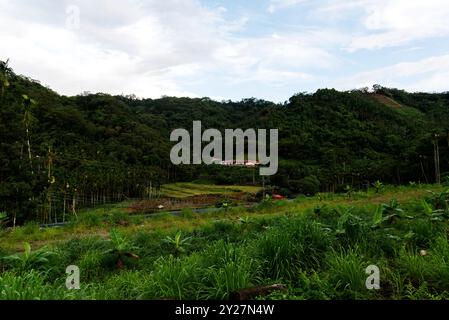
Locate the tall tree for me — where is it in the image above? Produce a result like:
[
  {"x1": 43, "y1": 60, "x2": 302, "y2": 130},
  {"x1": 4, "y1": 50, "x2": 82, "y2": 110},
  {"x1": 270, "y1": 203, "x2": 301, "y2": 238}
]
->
[{"x1": 21, "y1": 94, "x2": 37, "y2": 174}]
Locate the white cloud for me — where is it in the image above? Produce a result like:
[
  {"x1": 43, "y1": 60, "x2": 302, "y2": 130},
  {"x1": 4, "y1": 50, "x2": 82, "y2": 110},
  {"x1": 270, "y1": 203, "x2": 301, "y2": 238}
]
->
[
  {"x1": 0, "y1": 0, "x2": 337, "y2": 99},
  {"x1": 3, "y1": 0, "x2": 446, "y2": 100},
  {"x1": 298, "y1": 0, "x2": 449, "y2": 51},
  {"x1": 346, "y1": 0, "x2": 449, "y2": 51},
  {"x1": 267, "y1": 0, "x2": 310, "y2": 13},
  {"x1": 0, "y1": 0, "x2": 223, "y2": 97},
  {"x1": 334, "y1": 54, "x2": 449, "y2": 92}
]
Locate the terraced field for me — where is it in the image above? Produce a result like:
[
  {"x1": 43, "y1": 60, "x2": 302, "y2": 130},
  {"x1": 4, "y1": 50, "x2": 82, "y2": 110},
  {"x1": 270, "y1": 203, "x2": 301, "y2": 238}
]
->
[{"x1": 160, "y1": 183, "x2": 261, "y2": 198}]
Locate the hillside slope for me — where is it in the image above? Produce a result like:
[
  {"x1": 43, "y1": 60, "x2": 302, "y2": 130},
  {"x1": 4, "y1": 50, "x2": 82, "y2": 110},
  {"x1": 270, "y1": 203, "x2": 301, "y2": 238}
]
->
[{"x1": 1, "y1": 60, "x2": 449, "y2": 223}]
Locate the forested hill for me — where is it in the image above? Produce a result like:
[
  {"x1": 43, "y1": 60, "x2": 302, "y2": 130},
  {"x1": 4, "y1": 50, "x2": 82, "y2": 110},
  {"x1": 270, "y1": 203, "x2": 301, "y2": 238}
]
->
[{"x1": 1, "y1": 59, "x2": 449, "y2": 224}]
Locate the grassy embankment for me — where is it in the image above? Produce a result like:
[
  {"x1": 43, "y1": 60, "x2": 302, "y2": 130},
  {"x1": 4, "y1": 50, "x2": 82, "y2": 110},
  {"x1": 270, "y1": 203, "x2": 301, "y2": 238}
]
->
[{"x1": 0, "y1": 183, "x2": 448, "y2": 300}]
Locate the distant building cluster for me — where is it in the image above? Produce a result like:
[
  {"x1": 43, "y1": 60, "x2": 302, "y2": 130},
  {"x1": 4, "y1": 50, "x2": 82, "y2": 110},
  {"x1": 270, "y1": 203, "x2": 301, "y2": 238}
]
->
[{"x1": 211, "y1": 158, "x2": 260, "y2": 167}]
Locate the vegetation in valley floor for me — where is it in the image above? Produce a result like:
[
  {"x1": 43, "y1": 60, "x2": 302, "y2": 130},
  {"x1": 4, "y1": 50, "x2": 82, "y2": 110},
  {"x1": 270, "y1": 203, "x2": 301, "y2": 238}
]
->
[{"x1": 1, "y1": 184, "x2": 448, "y2": 300}]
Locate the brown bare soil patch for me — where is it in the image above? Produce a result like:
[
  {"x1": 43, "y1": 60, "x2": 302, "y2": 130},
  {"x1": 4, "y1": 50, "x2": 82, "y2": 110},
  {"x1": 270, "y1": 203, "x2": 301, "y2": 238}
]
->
[{"x1": 371, "y1": 94, "x2": 404, "y2": 109}]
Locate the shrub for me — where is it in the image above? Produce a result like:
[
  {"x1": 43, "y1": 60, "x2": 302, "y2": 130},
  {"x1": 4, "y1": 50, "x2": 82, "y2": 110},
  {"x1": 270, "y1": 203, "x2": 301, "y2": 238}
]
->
[{"x1": 290, "y1": 176, "x2": 320, "y2": 195}]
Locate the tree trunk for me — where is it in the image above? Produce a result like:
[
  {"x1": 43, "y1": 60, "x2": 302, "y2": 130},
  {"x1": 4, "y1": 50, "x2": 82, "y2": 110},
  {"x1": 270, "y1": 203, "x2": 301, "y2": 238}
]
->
[
  {"x1": 420, "y1": 159, "x2": 428, "y2": 184},
  {"x1": 433, "y1": 136, "x2": 441, "y2": 184},
  {"x1": 63, "y1": 192, "x2": 66, "y2": 223},
  {"x1": 72, "y1": 192, "x2": 77, "y2": 218},
  {"x1": 26, "y1": 126, "x2": 33, "y2": 174}
]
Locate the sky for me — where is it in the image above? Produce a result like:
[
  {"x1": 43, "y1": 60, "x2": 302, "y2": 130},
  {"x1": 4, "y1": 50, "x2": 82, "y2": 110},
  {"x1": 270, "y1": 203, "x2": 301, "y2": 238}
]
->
[{"x1": 1, "y1": 0, "x2": 449, "y2": 102}]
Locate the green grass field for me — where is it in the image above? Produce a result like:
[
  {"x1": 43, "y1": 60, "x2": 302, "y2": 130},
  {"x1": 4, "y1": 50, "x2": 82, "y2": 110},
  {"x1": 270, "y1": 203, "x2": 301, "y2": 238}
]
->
[{"x1": 1, "y1": 184, "x2": 448, "y2": 300}]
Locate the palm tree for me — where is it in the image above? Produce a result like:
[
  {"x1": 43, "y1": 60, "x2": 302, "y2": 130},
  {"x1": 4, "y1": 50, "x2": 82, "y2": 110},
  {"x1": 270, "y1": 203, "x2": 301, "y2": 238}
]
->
[{"x1": 21, "y1": 94, "x2": 36, "y2": 174}]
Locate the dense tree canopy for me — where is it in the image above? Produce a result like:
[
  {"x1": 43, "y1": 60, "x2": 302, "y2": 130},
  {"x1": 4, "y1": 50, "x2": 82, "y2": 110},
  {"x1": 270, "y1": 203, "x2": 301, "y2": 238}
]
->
[{"x1": 1, "y1": 60, "x2": 449, "y2": 224}]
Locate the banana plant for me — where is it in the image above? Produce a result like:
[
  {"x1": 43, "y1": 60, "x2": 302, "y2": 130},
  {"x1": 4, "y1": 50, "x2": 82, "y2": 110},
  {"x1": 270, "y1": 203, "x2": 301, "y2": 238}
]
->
[
  {"x1": 421, "y1": 200, "x2": 446, "y2": 221},
  {"x1": 371, "y1": 205, "x2": 384, "y2": 228},
  {"x1": 2, "y1": 242, "x2": 55, "y2": 272},
  {"x1": 335, "y1": 207, "x2": 363, "y2": 235},
  {"x1": 104, "y1": 228, "x2": 139, "y2": 269},
  {"x1": 238, "y1": 216, "x2": 251, "y2": 224},
  {"x1": 426, "y1": 189, "x2": 449, "y2": 212},
  {"x1": 372, "y1": 180, "x2": 384, "y2": 193},
  {"x1": 380, "y1": 198, "x2": 411, "y2": 223},
  {"x1": 372, "y1": 199, "x2": 413, "y2": 228},
  {"x1": 163, "y1": 231, "x2": 192, "y2": 256}
]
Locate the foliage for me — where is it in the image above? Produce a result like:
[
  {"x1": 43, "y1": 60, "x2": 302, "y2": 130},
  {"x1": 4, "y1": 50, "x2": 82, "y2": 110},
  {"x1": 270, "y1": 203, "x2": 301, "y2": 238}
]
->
[
  {"x1": 163, "y1": 231, "x2": 192, "y2": 256},
  {"x1": 290, "y1": 176, "x2": 320, "y2": 196},
  {"x1": 255, "y1": 216, "x2": 332, "y2": 281},
  {"x1": 103, "y1": 229, "x2": 139, "y2": 269},
  {"x1": 0, "y1": 212, "x2": 7, "y2": 228},
  {"x1": 0, "y1": 188, "x2": 448, "y2": 300},
  {"x1": 2, "y1": 242, "x2": 55, "y2": 272},
  {"x1": 372, "y1": 180, "x2": 384, "y2": 193},
  {"x1": 0, "y1": 271, "x2": 64, "y2": 300},
  {"x1": 326, "y1": 249, "x2": 368, "y2": 299},
  {"x1": 3, "y1": 62, "x2": 449, "y2": 224}
]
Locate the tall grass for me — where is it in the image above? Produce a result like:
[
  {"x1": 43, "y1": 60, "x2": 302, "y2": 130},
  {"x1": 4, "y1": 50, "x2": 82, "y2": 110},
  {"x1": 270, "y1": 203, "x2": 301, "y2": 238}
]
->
[
  {"x1": 0, "y1": 271, "x2": 64, "y2": 300},
  {"x1": 0, "y1": 185, "x2": 448, "y2": 300},
  {"x1": 326, "y1": 248, "x2": 368, "y2": 299},
  {"x1": 200, "y1": 240, "x2": 256, "y2": 299},
  {"x1": 255, "y1": 215, "x2": 333, "y2": 281},
  {"x1": 143, "y1": 254, "x2": 203, "y2": 299}
]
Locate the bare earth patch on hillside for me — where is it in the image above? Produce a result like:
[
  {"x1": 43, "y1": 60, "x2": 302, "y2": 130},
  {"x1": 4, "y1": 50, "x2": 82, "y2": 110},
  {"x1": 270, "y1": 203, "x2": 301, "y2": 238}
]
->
[{"x1": 371, "y1": 94, "x2": 404, "y2": 109}]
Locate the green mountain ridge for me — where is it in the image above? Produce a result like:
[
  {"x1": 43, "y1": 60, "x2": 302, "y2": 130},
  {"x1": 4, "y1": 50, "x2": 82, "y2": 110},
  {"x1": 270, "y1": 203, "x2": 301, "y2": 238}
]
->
[{"x1": 1, "y1": 60, "x2": 449, "y2": 224}]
